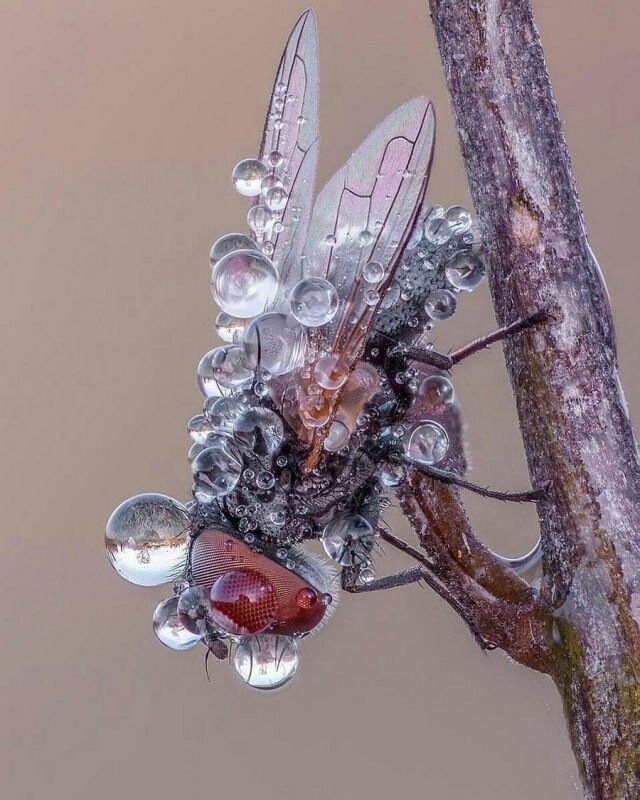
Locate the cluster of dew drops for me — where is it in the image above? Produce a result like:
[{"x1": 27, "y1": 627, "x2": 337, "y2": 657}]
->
[{"x1": 105, "y1": 140, "x2": 486, "y2": 690}]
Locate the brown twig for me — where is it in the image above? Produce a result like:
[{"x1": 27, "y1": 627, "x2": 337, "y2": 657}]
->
[{"x1": 420, "y1": 1, "x2": 640, "y2": 797}]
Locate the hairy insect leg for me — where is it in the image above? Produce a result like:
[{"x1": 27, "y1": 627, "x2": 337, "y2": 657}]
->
[
  {"x1": 342, "y1": 565, "x2": 426, "y2": 593},
  {"x1": 341, "y1": 565, "x2": 492, "y2": 650},
  {"x1": 411, "y1": 463, "x2": 549, "y2": 503},
  {"x1": 405, "y1": 308, "x2": 551, "y2": 370}
]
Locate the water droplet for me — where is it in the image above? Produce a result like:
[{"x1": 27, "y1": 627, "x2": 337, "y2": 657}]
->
[
  {"x1": 232, "y1": 158, "x2": 268, "y2": 197},
  {"x1": 323, "y1": 419, "x2": 350, "y2": 452},
  {"x1": 275, "y1": 82, "x2": 287, "y2": 95},
  {"x1": 177, "y1": 585, "x2": 210, "y2": 636},
  {"x1": 322, "y1": 513, "x2": 376, "y2": 567},
  {"x1": 247, "y1": 204, "x2": 274, "y2": 235},
  {"x1": 232, "y1": 408, "x2": 284, "y2": 455},
  {"x1": 404, "y1": 421, "x2": 449, "y2": 466},
  {"x1": 363, "y1": 261, "x2": 385, "y2": 283},
  {"x1": 187, "y1": 414, "x2": 214, "y2": 444},
  {"x1": 215, "y1": 312, "x2": 248, "y2": 343},
  {"x1": 424, "y1": 288, "x2": 457, "y2": 321},
  {"x1": 381, "y1": 281, "x2": 401, "y2": 309},
  {"x1": 211, "y1": 249, "x2": 278, "y2": 318},
  {"x1": 153, "y1": 596, "x2": 202, "y2": 650},
  {"x1": 296, "y1": 115, "x2": 306, "y2": 125},
  {"x1": 445, "y1": 205, "x2": 472, "y2": 234},
  {"x1": 267, "y1": 150, "x2": 284, "y2": 168},
  {"x1": 260, "y1": 174, "x2": 283, "y2": 196},
  {"x1": 419, "y1": 375, "x2": 455, "y2": 409},
  {"x1": 270, "y1": 507, "x2": 287, "y2": 527},
  {"x1": 424, "y1": 216, "x2": 452, "y2": 246},
  {"x1": 210, "y1": 569, "x2": 276, "y2": 635},
  {"x1": 256, "y1": 470, "x2": 275, "y2": 490},
  {"x1": 243, "y1": 312, "x2": 305, "y2": 376},
  {"x1": 197, "y1": 347, "x2": 232, "y2": 398},
  {"x1": 314, "y1": 354, "x2": 348, "y2": 390},
  {"x1": 265, "y1": 185, "x2": 288, "y2": 212},
  {"x1": 358, "y1": 229, "x2": 374, "y2": 246},
  {"x1": 364, "y1": 288, "x2": 379, "y2": 306},
  {"x1": 445, "y1": 251, "x2": 486, "y2": 291},
  {"x1": 105, "y1": 494, "x2": 189, "y2": 586},
  {"x1": 191, "y1": 441, "x2": 243, "y2": 500},
  {"x1": 298, "y1": 393, "x2": 330, "y2": 429},
  {"x1": 208, "y1": 345, "x2": 254, "y2": 390},
  {"x1": 359, "y1": 567, "x2": 376, "y2": 584},
  {"x1": 324, "y1": 234, "x2": 337, "y2": 246},
  {"x1": 209, "y1": 232, "x2": 256, "y2": 266},
  {"x1": 203, "y1": 395, "x2": 248, "y2": 429},
  {"x1": 380, "y1": 463, "x2": 407, "y2": 487},
  {"x1": 233, "y1": 634, "x2": 299, "y2": 690},
  {"x1": 188, "y1": 442, "x2": 204, "y2": 462},
  {"x1": 289, "y1": 278, "x2": 339, "y2": 327}
]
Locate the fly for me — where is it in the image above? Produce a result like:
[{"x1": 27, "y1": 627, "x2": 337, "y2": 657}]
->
[{"x1": 105, "y1": 10, "x2": 547, "y2": 690}]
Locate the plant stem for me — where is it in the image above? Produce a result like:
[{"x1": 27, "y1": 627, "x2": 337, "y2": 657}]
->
[{"x1": 426, "y1": 1, "x2": 640, "y2": 796}]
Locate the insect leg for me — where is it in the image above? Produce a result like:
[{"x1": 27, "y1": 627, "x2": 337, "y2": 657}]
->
[
  {"x1": 404, "y1": 309, "x2": 551, "y2": 370},
  {"x1": 410, "y1": 463, "x2": 549, "y2": 503},
  {"x1": 342, "y1": 565, "x2": 425, "y2": 593},
  {"x1": 341, "y1": 565, "x2": 493, "y2": 650},
  {"x1": 449, "y1": 309, "x2": 552, "y2": 365}
]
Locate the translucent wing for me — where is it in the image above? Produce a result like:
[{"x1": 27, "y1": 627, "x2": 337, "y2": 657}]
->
[
  {"x1": 303, "y1": 97, "x2": 435, "y2": 345},
  {"x1": 255, "y1": 10, "x2": 319, "y2": 300}
]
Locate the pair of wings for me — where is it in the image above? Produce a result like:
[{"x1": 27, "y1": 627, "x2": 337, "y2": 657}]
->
[{"x1": 252, "y1": 10, "x2": 435, "y2": 322}]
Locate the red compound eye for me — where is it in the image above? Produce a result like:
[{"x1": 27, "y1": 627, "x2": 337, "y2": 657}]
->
[{"x1": 209, "y1": 568, "x2": 277, "y2": 635}]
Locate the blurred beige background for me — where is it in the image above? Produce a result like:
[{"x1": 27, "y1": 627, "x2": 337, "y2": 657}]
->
[{"x1": 0, "y1": 1, "x2": 637, "y2": 798}]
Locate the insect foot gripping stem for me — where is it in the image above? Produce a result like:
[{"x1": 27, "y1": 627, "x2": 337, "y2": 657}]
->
[{"x1": 105, "y1": 10, "x2": 489, "y2": 691}]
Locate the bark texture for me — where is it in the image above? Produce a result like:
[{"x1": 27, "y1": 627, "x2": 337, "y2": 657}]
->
[{"x1": 425, "y1": 1, "x2": 640, "y2": 797}]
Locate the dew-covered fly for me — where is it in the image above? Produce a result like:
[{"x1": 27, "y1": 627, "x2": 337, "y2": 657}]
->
[{"x1": 106, "y1": 11, "x2": 542, "y2": 691}]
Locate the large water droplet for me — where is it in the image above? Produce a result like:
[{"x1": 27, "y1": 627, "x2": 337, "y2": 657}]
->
[
  {"x1": 314, "y1": 354, "x2": 348, "y2": 390},
  {"x1": 289, "y1": 278, "x2": 339, "y2": 327},
  {"x1": 232, "y1": 408, "x2": 284, "y2": 455},
  {"x1": 424, "y1": 289, "x2": 457, "y2": 321},
  {"x1": 191, "y1": 441, "x2": 243, "y2": 500},
  {"x1": 404, "y1": 421, "x2": 449, "y2": 465},
  {"x1": 197, "y1": 348, "x2": 233, "y2": 398},
  {"x1": 424, "y1": 216, "x2": 452, "y2": 246},
  {"x1": 243, "y1": 312, "x2": 305, "y2": 375},
  {"x1": 323, "y1": 419, "x2": 350, "y2": 452},
  {"x1": 233, "y1": 634, "x2": 299, "y2": 690},
  {"x1": 105, "y1": 494, "x2": 189, "y2": 586},
  {"x1": 177, "y1": 585, "x2": 211, "y2": 636},
  {"x1": 203, "y1": 395, "x2": 248, "y2": 431},
  {"x1": 209, "y1": 233, "x2": 256, "y2": 266},
  {"x1": 208, "y1": 345, "x2": 254, "y2": 390},
  {"x1": 380, "y1": 462, "x2": 407, "y2": 487},
  {"x1": 418, "y1": 375, "x2": 455, "y2": 409},
  {"x1": 211, "y1": 249, "x2": 278, "y2": 318},
  {"x1": 215, "y1": 312, "x2": 248, "y2": 343},
  {"x1": 445, "y1": 251, "x2": 486, "y2": 291},
  {"x1": 264, "y1": 185, "x2": 288, "y2": 212},
  {"x1": 152, "y1": 596, "x2": 202, "y2": 650},
  {"x1": 232, "y1": 158, "x2": 268, "y2": 197},
  {"x1": 445, "y1": 205, "x2": 472, "y2": 234},
  {"x1": 321, "y1": 513, "x2": 376, "y2": 567},
  {"x1": 299, "y1": 394, "x2": 332, "y2": 429},
  {"x1": 247, "y1": 205, "x2": 274, "y2": 235}
]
